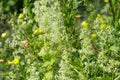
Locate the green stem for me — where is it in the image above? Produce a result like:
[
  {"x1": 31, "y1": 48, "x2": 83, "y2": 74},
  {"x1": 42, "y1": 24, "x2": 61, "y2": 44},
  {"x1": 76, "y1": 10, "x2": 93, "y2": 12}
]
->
[{"x1": 108, "y1": 0, "x2": 115, "y2": 26}]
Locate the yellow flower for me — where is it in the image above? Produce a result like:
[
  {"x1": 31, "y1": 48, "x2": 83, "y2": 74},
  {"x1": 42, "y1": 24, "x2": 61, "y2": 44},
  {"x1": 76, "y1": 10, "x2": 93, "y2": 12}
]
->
[
  {"x1": 104, "y1": 0, "x2": 109, "y2": 2},
  {"x1": 13, "y1": 58, "x2": 19, "y2": 65},
  {"x1": 1, "y1": 31, "x2": 9, "y2": 39},
  {"x1": 81, "y1": 21, "x2": 88, "y2": 27},
  {"x1": 34, "y1": 29, "x2": 43, "y2": 35},
  {"x1": 100, "y1": 23, "x2": 106, "y2": 29},
  {"x1": 75, "y1": 14, "x2": 81, "y2": 18},
  {"x1": 22, "y1": 21, "x2": 26, "y2": 25},
  {"x1": 18, "y1": 13, "x2": 24, "y2": 19},
  {"x1": 91, "y1": 34, "x2": 97, "y2": 39}
]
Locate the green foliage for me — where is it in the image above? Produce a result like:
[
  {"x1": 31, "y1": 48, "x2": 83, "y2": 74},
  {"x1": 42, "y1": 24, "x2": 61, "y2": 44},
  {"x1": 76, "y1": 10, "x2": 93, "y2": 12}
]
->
[{"x1": 0, "y1": 0, "x2": 120, "y2": 80}]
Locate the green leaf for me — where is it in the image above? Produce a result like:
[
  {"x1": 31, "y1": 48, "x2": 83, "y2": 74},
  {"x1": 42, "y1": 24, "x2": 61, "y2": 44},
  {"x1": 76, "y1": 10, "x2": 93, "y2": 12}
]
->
[
  {"x1": 8, "y1": 0, "x2": 15, "y2": 6},
  {"x1": 42, "y1": 58, "x2": 55, "y2": 67},
  {"x1": 38, "y1": 48, "x2": 47, "y2": 57},
  {"x1": 42, "y1": 71, "x2": 53, "y2": 80},
  {"x1": 110, "y1": 45, "x2": 119, "y2": 53}
]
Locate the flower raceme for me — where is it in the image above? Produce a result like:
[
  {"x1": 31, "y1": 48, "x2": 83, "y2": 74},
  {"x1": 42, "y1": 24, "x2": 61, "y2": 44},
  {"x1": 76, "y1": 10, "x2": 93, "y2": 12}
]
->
[{"x1": 81, "y1": 21, "x2": 88, "y2": 27}]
